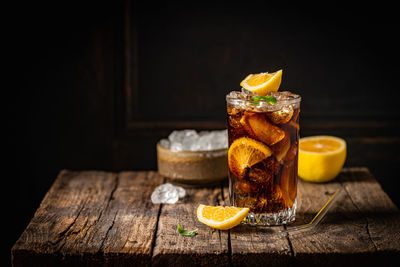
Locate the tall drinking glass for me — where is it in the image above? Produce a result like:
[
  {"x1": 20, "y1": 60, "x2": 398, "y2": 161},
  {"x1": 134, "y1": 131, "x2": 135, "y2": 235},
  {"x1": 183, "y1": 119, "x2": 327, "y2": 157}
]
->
[{"x1": 226, "y1": 91, "x2": 301, "y2": 225}]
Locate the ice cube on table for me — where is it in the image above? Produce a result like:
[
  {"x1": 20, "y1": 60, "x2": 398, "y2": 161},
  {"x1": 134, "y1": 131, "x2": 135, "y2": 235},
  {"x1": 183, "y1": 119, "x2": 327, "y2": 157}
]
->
[
  {"x1": 175, "y1": 185, "x2": 186, "y2": 198},
  {"x1": 151, "y1": 183, "x2": 186, "y2": 204}
]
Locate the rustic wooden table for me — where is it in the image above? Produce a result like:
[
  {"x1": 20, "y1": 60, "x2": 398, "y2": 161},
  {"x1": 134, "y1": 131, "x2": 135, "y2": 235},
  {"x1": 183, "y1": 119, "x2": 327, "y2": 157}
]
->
[{"x1": 12, "y1": 167, "x2": 400, "y2": 266}]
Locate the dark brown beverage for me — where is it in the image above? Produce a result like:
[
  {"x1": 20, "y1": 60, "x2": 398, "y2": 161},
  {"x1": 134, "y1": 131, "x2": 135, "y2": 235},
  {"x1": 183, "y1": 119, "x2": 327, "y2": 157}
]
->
[{"x1": 226, "y1": 91, "x2": 301, "y2": 225}]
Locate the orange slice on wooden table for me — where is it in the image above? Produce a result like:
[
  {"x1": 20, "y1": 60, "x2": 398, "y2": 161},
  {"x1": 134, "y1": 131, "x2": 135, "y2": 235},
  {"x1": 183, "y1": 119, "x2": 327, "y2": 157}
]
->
[
  {"x1": 228, "y1": 137, "x2": 273, "y2": 179},
  {"x1": 240, "y1": 70, "x2": 283, "y2": 96},
  {"x1": 196, "y1": 204, "x2": 249, "y2": 230}
]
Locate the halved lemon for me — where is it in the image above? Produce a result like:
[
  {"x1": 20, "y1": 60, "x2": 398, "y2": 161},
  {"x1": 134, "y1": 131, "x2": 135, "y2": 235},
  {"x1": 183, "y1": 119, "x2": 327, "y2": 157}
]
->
[
  {"x1": 228, "y1": 137, "x2": 273, "y2": 179},
  {"x1": 196, "y1": 204, "x2": 249, "y2": 230},
  {"x1": 298, "y1": 136, "x2": 347, "y2": 182},
  {"x1": 240, "y1": 70, "x2": 282, "y2": 96}
]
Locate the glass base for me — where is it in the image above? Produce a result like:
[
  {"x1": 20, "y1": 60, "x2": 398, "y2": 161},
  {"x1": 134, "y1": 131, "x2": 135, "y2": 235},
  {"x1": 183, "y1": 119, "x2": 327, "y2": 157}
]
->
[{"x1": 242, "y1": 199, "x2": 297, "y2": 226}]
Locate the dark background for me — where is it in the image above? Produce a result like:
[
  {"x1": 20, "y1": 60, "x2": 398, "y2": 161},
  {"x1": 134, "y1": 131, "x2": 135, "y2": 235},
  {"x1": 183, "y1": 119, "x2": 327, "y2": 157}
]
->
[{"x1": 6, "y1": 0, "x2": 400, "y2": 265}]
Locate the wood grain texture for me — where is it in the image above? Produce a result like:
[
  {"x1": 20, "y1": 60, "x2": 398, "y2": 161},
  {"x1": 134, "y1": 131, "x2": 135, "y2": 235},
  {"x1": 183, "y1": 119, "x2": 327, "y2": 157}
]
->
[
  {"x1": 152, "y1": 186, "x2": 230, "y2": 266},
  {"x1": 290, "y1": 177, "x2": 374, "y2": 266},
  {"x1": 226, "y1": 187, "x2": 292, "y2": 267},
  {"x1": 339, "y1": 168, "x2": 400, "y2": 262},
  {"x1": 11, "y1": 168, "x2": 400, "y2": 266},
  {"x1": 290, "y1": 168, "x2": 400, "y2": 266},
  {"x1": 12, "y1": 170, "x2": 164, "y2": 266}
]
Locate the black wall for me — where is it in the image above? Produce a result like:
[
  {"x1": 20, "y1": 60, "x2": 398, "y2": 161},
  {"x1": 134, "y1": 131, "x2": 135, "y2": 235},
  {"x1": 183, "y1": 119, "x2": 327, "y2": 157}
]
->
[{"x1": 7, "y1": 1, "x2": 400, "y2": 265}]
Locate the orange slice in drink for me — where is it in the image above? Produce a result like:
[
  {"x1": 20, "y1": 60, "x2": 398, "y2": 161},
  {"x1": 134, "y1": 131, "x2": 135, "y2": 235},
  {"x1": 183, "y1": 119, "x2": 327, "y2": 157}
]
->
[
  {"x1": 228, "y1": 137, "x2": 273, "y2": 179},
  {"x1": 272, "y1": 133, "x2": 291, "y2": 162},
  {"x1": 240, "y1": 70, "x2": 282, "y2": 96},
  {"x1": 196, "y1": 204, "x2": 249, "y2": 230},
  {"x1": 240, "y1": 113, "x2": 285, "y2": 146}
]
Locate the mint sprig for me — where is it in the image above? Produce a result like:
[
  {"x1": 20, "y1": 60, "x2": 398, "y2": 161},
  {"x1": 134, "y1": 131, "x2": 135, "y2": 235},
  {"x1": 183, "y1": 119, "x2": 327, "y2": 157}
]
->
[
  {"x1": 177, "y1": 224, "x2": 198, "y2": 236},
  {"x1": 251, "y1": 95, "x2": 277, "y2": 106}
]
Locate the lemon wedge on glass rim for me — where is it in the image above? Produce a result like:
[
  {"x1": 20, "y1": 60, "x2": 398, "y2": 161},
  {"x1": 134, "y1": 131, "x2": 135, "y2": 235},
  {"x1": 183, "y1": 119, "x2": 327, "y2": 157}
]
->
[
  {"x1": 298, "y1": 135, "x2": 347, "y2": 183},
  {"x1": 240, "y1": 70, "x2": 283, "y2": 96}
]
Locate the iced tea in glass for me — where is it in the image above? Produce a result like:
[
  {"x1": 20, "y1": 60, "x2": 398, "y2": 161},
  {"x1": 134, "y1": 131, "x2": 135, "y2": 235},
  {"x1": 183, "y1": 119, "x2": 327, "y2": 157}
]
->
[{"x1": 226, "y1": 90, "x2": 301, "y2": 225}]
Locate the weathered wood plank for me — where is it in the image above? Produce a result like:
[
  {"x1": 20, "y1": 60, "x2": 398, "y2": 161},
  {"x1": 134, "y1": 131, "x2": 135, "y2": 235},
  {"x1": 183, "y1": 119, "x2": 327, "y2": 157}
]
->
[
  {"x1": 90, "y1": 171, "x2": 164, "y2": 265},
  {"x1": 11, "y1": 170, "x2": 164, "y2": 266},
  {"x1": 339, "y1": 168, "x2": 400, "y2": 258},
  {"x1": 288, "y1": 167, "x2": 400, "y2": 266},
  {"x1": 227, "y1": 187, "x2": 293, "y2": 267},
  {"x1": 11, "y1": 168, "x2": 400, "y2": 266},
  {"x1": 152, "y1": 185, "x2": 230, "y2": 266}
]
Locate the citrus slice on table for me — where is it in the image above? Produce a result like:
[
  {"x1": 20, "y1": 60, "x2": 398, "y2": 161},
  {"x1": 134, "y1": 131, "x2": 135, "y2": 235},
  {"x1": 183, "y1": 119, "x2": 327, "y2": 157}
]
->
[
  {"x1": 240, "y1": 70, "x2": 283, "y2": 96},
  {"x1": 196, "y1": 204, "x2": 249, "y2": 230},
  {"x1": 298, "y1": 136, "x2": 347, "y2": 183},
  {"x1": 228, "y1": 137, "x2": 273, "y2": 179}
]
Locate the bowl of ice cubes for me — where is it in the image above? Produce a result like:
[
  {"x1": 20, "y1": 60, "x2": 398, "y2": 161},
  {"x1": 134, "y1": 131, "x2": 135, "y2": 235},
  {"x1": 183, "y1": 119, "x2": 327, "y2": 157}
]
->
[{"x1": 157, "y1": 129, "x2": 228, "y2": 186}]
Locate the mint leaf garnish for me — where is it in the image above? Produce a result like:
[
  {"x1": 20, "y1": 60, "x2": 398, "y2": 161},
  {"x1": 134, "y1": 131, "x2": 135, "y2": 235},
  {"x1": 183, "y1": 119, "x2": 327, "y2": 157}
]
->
[
  {"x1": 251, "y1": 95, "x2": 277, "y2": 105},
  {"x1": 177, "y1": 224, "x2": 198, "y2": 236}
]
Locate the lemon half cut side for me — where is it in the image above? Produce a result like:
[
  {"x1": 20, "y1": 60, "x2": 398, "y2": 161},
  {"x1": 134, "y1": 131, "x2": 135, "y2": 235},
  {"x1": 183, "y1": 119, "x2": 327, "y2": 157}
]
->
[{"x1": 298, "y1": 135, "x2": 347, "y2": 183}]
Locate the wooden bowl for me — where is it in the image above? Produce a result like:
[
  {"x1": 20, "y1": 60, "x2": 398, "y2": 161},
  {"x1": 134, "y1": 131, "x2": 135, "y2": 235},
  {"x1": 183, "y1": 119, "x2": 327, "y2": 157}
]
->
[{"x1": 156, "y1": 142, "x2": 228, "y2": 186}]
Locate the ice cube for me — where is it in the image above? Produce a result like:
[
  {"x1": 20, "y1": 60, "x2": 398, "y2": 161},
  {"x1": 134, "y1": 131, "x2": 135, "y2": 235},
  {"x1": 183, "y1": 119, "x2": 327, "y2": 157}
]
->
[
  {"x1": 151, "y1": 183, "x2": 186, "y2": 204},
  {"x1": 181, "y1": 130, "x2": 199, "y2": 151},
  {"x1": 228, "y1": 110, "x2": 243, "y2": 129},
  {"x1": 267, "y1": 185, "x2": 283, "y2": 201},
  {"x1": 241, "y1": 88, "x2": 255, "y2": 96},
  {"x1": 198, "y1": 130, "x2": 210, "y2": 136},
  {"x1": 192, "y1": 130, "x2": 228, "y2": 151},
  {"x1": 284, "y1": 143, "x2": 298, "y2": 163},
  {"x1": 272, "y1": 133, "x2": 291, "y2": 162},
  {"x1": 170, "y1": 142, "x2": 183, "y2": 152},
  {"x1": 227, "y1": 90, "x2": 247, "y2": 100},
  {"x1": 196, "y1": 133, "x2": 213, "y2": 151},
  {"x1": 235, "y1": 195, "x2": 259, "y2": 210},
  {"x1": 167, "y1": 129, "x2": 228, "y2": 151},
  {"x1": 233, "y1": 180, "x2": 259, "y2": 195},
  {"x1": 168, "y1": 130, "x2": 184, "y2": 143},
  {"x1": 210, "y1": 130, "x2": 228, "y2": 150},
  {"x1": 168, "y1": 130, "x2": 198, "y2": 151},
  {"x1": 175, "y1": 185, "x2": 186, "y2": 198},
  {"x1": 255, "y1": 195, "x2": 268, "y2": 213},
  {"x1": 240, "y1": 113, "x2": 285, "y2": 145},
  {"x1": 247, "y1": 164, "x2": 273, "y2": 185},
  {"x1": 227, "y1": 106, "x2": 239, "y2": 116},
  {"x1": 263, "y1": 157, "x2": 280, "y2": 175},
  {"x1": 160, "y1": 139, "x2": 171, "y2": 149},
  {"x1": 268, "y1": 91, "x2": 297, "y2": 101},
  {"x1": 267, "y1": 105, "x2": 294, "y2": 124}
]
